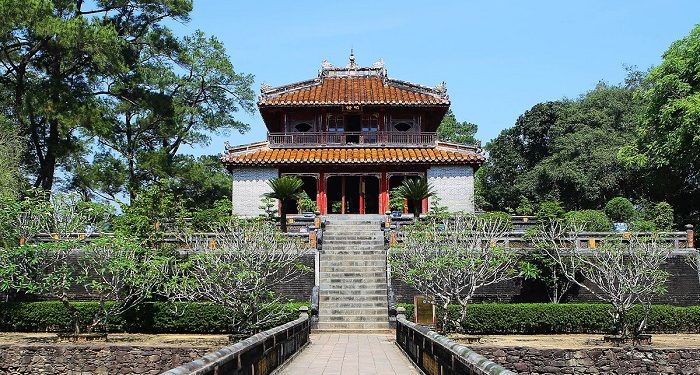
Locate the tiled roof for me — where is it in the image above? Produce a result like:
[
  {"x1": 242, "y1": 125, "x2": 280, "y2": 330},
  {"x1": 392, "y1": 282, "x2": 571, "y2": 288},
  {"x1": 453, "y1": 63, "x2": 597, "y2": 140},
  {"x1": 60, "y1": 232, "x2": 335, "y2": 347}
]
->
[
  {"x1": 222, "y1": 142, "x2": 484, "y2": 166},
  {"x1": 258, "y1": 56, "x2": 449, "y2": 107},
  {"x1": 259, "y1": 76, "x2": 449, "y2": 107}
]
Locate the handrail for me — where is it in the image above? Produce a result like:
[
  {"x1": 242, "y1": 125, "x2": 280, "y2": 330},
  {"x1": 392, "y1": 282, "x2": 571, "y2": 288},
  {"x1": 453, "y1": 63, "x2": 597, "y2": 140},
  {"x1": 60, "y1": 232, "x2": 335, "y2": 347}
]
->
[
  {"x1": 162, "y1": 307, "x2": 310, "y2": 375},
  {"x1": 396, "y1": 308, "x2": 515, "y2": 375},
  {"x1": 268, "y1": 131, "x2": 438, "y2": 148}
]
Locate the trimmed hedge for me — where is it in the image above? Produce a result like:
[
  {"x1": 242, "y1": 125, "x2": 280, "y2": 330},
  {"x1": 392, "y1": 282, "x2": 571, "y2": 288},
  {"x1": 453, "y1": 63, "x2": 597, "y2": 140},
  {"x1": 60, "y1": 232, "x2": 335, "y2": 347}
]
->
[
  {"x1": 0, "y1": 301, "x2": 307, "y2": 333},
  {"x1": 398, "y1": 303, "x2": 700, "y2": 334}
]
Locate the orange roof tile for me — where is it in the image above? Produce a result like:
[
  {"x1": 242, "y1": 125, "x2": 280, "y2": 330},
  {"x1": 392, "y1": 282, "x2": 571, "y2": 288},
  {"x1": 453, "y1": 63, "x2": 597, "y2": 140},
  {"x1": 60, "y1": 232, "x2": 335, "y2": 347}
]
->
[
  {"x1": 259, "y1": 76, "x2": 448, "y2": 107},
  {"x1": 222, "y1": 143, "x2": 484, "y2": 166}
]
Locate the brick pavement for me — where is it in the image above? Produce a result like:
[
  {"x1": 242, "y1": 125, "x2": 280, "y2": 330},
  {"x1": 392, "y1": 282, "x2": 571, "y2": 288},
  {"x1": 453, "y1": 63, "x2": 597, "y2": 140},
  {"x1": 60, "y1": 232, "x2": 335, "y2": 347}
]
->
[{"x1": 278, "y1": 333, "x2": 419, "y2": 375}]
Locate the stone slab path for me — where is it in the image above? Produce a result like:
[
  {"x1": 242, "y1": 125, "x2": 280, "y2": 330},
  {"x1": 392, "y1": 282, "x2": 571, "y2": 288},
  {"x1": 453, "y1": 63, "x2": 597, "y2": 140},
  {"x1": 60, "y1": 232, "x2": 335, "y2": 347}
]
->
[{"x1": 278, "y1": 333, "x2": 419, "y2": 375}]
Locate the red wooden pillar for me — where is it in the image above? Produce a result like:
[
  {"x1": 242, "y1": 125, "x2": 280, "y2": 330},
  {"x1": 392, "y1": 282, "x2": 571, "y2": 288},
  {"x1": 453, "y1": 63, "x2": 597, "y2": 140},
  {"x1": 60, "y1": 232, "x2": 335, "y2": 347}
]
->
[
  {"x1": 341, "y1": 176, "x2": 346, "y2": 214},
  {"x1": 317, "y1": 173, "x2": 326, "y2": 214},
  {"x1": 359, "y1": 176, "x2": 365, "y2": 215},
  {"x1": 422, "y1": 197, "x2": 429, "y2": 215},
  {"x1": 379, "y1": 172, "x2": 388, "y2": 213}
]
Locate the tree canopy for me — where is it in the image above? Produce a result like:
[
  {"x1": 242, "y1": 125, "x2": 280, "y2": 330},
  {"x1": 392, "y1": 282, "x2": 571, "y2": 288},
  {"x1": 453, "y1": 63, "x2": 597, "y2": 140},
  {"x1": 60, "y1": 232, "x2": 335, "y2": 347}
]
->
[
  {"x1": 480, "y1": 79, "x2": 645, "y2": 212},
  {"x1": 437, "y1": 109, "x2": 478, "y2": 145}
]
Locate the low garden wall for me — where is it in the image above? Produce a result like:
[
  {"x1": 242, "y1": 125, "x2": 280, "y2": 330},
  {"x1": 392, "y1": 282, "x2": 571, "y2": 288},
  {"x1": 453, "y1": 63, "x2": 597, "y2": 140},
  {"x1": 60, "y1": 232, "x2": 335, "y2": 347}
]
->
[
  {"x1": 478, "y1": 346, "x2": 700, "y2": 374},
  {"x1": 0, "y1": 344, "x2": 209, "y2": 375},
  {"x1": 161, "y1": 307, "x2": 310, "y2": 375},
  {"x1": 396, "y1": 308, "x2": 514, "y2": 375}
]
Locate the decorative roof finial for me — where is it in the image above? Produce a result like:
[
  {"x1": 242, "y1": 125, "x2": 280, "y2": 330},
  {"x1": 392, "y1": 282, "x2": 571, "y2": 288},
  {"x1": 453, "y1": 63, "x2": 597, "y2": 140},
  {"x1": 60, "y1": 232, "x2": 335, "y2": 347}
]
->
[
  {"x1": 435, "y1": 81, "x2": 448, "y2": 96},
  {"x1": 347, "y1": 49, "x2": 358, "y2": 69}
]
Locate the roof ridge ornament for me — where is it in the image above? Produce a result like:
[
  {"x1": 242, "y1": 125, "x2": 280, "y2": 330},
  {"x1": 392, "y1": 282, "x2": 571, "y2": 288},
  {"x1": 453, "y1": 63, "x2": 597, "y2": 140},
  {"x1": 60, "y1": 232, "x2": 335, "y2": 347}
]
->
[
  {"x1": 260, "y1": 82, "x2": 273, "y2": 94},
  {"x1": 346, "y1": 49, "x2": 358, "y2": 69},
  {"x1": 435, "y1": 81, "x2": 448, "y2": 97},
  {"x1": 371, "y1": 58, "x2": 384, "y2": 69}
]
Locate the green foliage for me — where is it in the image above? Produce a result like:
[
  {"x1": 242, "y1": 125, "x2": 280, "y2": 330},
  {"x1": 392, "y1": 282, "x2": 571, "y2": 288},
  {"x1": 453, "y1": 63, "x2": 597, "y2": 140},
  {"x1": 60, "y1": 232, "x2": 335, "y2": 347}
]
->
[
  {"x1": 481, "y1": 79, "x2": 644, "y2": 212},
  {"x1": 113, "y1": 182, "x2": 189, "y2": 240},
  {"x1": 620, "y1": 25, "x2": 700, "y2": 223},
  {"x1": 191, "y1": 199, "x2": 232, "y2": 231},
  {"x1": 331, "y1": 201, "x2": 342, "y2": 214},
  {"x1": 389, "y1": 187, "x2": 405, "y2": 212},
  {"x1": 630, "y1": 219, "x2": 656, "y2": 232},
  {"x1": 398, "y1": 303, "x2": 700, "y2": 334},
  {"x1": 397, "y1": 178, "x2": 435, "y2": 218},
  {"x1": 429, "y1": 195, "x2": 449, "y2": 217},
  {"x1": 0, "y1": 116, "x2": 24, "y2": 195},
  {"x1": 265, "y1": 176, "x2": 303, "y2": 231},
  {"x1": 259, "y1": 196, "x2": 278, "y2": 221},
  {"x1": 296, "y1": 191, "x2": 318, "y2": 213},
  {"x1": 651, "y1": 202, "x2": 675, "y2": 231},
  {"x1": 515, "y1": 196, "x2": 535, "y2": 216},
  {"x1": 536, "y1": 201, "x2": 565, "y2": 223},
  {"x1": 604, "y1": 197, "x2": 635, "y2": 222},
  {"x1": 0, "y1": 301, "x2": 307, "y2": 333},
  {"x1": 564, "y1": 210, "x2": 611, "y2": 231},
  {"x1": 437, "y1": 109, "x2": 478, "y2": 145}
]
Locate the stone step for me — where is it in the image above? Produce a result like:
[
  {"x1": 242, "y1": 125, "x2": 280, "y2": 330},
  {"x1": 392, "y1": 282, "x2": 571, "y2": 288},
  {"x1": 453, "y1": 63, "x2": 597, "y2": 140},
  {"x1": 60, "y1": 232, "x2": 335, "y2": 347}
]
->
[
  {"x1": 320, "y1": 265, "x2": 387, "y2": 272},
  {"x1": 322, "y1": 238, "x2": 384, "y2": 244},
  {"x1": 319, "y1": 267, "x2": 386, "y2": 283},
  {"x1": 320, "y1": 254, "x2": 386, "y2": 259},
  {"x1": 321, "y1": 250, "x2": 386, "y2": 256},
  {"x1": 321, "y1": 307, "x2": 387, "y2": 316},
  {"x1": 321, "y1": 277, "x2": 387, "y2": 284},
  {"x1": 320, "y1": 282, "x2": 386, "y2": 290},
  {"x1": 320, "y1": 301, "x2": 387, "y2": 308},
  {"x1": 318, "y1": 291, "x2": 389, "y2": 303},
  {"x1": 321, "y1": 290, "x2": 387, "y2": 296},
  {"x1": 320, "y1": 261, "x2": 385, "y2": 268},
  {"x1": 323, "y1": 232, "x2": 383, "y2": 237},
  {"x1": 312, "y1": 328, "x2": 394, "y2": 334},
  {"x1": 316, "y1": 321, "x2": 390, "y2": 330},
  {"x1": 319, "y1": 315, "x2": 387, "y2": 323}
]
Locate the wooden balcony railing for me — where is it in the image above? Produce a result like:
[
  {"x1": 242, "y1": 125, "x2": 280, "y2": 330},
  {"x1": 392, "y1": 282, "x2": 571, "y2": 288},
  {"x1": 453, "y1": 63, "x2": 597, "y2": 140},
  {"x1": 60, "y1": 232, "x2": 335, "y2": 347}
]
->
[{"x1": 267, "y1": 131, "x2": 438, "y2": 148}]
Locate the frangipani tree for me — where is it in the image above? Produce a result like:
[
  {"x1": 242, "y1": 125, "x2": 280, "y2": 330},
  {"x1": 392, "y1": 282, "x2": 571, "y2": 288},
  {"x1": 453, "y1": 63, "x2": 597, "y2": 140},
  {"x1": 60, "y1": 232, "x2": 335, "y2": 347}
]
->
[
  {"x1": 535, "y1": 220, "x2": 671, "y2": 339},
  {"x1": 390, "y1": 214, "x2": 522, "y2": 332},
  {"x1": 166, "y1": 219, "x2": 309, "y2": 334}
]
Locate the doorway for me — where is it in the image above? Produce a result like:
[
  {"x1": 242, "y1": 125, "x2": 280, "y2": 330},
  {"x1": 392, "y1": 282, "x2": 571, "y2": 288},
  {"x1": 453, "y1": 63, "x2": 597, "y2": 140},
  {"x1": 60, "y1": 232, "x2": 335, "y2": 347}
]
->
[
  {"x1": 346, "y1": 115, "x2": 361, "y2": 143},
  {"x1": 389, "y1": 175, "x2": 424, "y2": 215},
  {"x1": 326, "y1": 175, "x2": 380, "y2": 214}
]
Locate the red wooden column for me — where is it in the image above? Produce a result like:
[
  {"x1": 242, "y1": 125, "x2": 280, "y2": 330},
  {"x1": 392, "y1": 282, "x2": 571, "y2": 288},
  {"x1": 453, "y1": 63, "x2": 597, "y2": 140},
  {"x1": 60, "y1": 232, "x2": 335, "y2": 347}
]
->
[
  {"x1": 422, "y1": 197, "x2": 429, "y2": 214},
  {"x1": 359, "y1": 176, "x2": 365, "y2": 215},
  {"x1": 379, "y1": 172, "x2": 388, "y2": 213},
  {"x1": 341, "y1": 176, "x2": 346, "y2": 214},
  {"x1": 317, "y1": 172, "x2": 326, "y2": 214}
]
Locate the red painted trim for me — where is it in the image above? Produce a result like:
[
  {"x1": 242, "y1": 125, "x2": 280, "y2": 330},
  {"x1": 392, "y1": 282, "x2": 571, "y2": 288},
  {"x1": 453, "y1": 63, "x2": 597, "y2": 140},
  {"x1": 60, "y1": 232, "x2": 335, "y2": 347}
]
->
[
  {"x1": 341, "y1": 176, "x2": 346, "y2": 214},
  {"x1": 422, "y1": 197, "x2": 429, "y2": 214},
  {"x1": 380, "y1": 171, "x2": 388, "y2": 213}
]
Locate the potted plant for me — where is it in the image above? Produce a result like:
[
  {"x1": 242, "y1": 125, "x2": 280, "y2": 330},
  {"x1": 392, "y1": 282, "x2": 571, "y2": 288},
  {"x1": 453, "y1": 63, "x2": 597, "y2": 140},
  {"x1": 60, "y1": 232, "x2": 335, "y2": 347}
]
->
[
  {"x1": 389, "y1": 188, "x2": 405, "y2": 217},
  {"x1": 604, "y1": 197, "x2": 635, "y2": 232},
  {"x1": 397, "y1": 179, "x2": 436, "y2": 219},
  {"x1": 264, "y1": 176, "x2": 303, "y2": 232},
  {"x1": 331, "y1": 201, "x2": 342, "y2": 214},
  {"x1": 297, "y1": 191, "x2": 318, "y2": 217}
]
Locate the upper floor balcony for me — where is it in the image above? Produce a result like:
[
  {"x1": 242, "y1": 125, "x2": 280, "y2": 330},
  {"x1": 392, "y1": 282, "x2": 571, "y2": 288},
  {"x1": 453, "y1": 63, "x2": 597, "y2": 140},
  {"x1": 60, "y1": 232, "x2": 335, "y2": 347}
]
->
[{"x1": 267, "y1": 131, "x2": 438, "y2": 148}]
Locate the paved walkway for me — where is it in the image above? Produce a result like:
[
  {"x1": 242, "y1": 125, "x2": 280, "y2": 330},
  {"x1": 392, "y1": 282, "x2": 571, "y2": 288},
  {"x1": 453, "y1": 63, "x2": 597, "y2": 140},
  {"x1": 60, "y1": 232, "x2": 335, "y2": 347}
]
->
[{"x1": 278, "y1": 333, "x2": 420, "y2": 375}]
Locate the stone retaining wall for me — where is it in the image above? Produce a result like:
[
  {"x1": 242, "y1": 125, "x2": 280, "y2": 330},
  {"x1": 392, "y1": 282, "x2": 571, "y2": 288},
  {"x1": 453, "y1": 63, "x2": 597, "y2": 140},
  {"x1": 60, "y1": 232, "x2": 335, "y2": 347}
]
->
[
  {"x1": 0, "y1": 344, "x2": 210, "y2": 375},
  {"x1": 477, "y1": 346, "x2": 700, "y2": 374}
]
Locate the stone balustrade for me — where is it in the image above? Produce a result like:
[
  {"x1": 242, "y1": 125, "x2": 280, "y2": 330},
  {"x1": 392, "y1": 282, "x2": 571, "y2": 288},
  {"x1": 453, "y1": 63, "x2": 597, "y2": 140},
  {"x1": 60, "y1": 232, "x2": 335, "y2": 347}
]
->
[
  {"x1": 395, "y1": 307, "x2": 515, "y2": 375},
  {"x1": 161, "y1": 307, "x2": 310, "y2": 375}
]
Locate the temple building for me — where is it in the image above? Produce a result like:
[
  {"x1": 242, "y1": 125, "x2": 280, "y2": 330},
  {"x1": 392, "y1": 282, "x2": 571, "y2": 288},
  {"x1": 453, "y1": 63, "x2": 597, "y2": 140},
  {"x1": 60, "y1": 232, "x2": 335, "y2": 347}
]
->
[{"x1": 222, "y1": 53, "x2": 485, "y2": 216}]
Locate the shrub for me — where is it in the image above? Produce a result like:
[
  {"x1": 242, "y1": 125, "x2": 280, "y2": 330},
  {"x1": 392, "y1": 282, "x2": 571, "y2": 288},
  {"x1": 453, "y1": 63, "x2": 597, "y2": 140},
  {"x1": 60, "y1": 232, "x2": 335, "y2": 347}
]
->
[
  {"x1": 0, "y1": 301, "x2": 307, "y2": 333},
  {"x1": 604, "y1": 197, "x2": 635, "y2": 223},
  {"x1": 630, "y1": 219, "x2": 656, "y2": 232},
  {"x1": 564, "y1": 210, "x2": 611, "y2": 232},
  {"x1": 396, "y1": 303, "x2": 700, "y2": 334},
  {"x1": 536, "y1": 201, "x2": 565, "y2": 223},
  {"x1": 652, "y1": 202, "x2": 675, "y2": 231}
]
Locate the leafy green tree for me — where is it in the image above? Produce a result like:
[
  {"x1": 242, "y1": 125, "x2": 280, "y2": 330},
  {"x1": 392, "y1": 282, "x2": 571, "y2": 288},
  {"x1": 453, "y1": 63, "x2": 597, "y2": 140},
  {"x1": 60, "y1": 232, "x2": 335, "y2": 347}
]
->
[
  {"x1": 0, "y1": 0, "x2": 193, "y2": 192},
  {"x1": 73, "y1": 30, "x2": 254, "y2": 201},
  {"x1": 481, "y1": 79, "x2": 644, "y2": 212},
  {"x1": 0, "y1": 115, "x2": 24, "y2": 196},
  {"x1": 620, "y1": 25, "x2": 700, "y2": 223},
  {"x1": 397, "y1": 178, "x2": 435, "y2": 218},
  {"x1": 437, "y1": 109, "x2": 478, "y2": 145},
  {"x1": 264, "y1": 176, "x2": 303, "y2": 232}
]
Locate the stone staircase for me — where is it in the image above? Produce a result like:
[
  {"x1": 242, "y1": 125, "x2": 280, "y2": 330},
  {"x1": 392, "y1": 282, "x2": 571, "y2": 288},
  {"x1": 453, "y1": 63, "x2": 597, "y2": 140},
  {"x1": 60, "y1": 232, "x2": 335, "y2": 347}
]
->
[{"x1": 317, "y1": 216, "x2": 389, "y2": 331}]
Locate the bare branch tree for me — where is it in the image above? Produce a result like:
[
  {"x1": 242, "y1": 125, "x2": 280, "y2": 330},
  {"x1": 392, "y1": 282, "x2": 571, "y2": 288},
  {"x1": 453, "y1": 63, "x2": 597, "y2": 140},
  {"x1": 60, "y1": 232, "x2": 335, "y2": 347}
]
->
[
  {"x1": 389, "y1": 214, "x2": 522, "y2": 332},
  {"x1": 535, "y1": 220, "x2": 672, "y2": 338},
  {"x1": 166, "y1": 219, "x2": 310, "y2": 335},
  {"x1": 79, "y1": 236, "x2": 170, "y2": 333}
]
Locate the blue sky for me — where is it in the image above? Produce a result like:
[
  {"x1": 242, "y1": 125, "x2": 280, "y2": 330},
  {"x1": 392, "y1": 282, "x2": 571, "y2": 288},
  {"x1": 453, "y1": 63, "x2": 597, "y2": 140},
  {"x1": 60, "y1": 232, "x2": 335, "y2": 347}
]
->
[{"x1": 170, "y1": 1, "x2": 700, "y2": 156}]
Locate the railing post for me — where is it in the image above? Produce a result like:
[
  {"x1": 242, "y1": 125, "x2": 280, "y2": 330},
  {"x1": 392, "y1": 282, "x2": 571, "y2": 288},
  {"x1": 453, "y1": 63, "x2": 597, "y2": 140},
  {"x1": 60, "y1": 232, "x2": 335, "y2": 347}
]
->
[
  {"x1": 298, "y1": 306, "x2": 309, "y2": 319},
  {"x1": 397, "y1": 306, "x2": 406, "y2": 320},
  {"x1": 687, "y1": 224, "x2": 695, "y2": 249}
]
